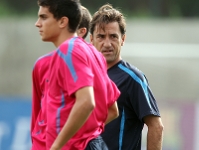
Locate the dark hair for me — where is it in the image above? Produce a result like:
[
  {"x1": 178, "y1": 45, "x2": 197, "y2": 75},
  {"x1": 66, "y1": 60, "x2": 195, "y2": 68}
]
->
[
  {"x1": 90, "y1": 4, "x2": 126, "y2": 35},
  {"x1": 37, "y1": 0, "x2": 82, "y2": 33},
  {"x1": 78, "y1": 6, "x2": 92, "y2": 39}
]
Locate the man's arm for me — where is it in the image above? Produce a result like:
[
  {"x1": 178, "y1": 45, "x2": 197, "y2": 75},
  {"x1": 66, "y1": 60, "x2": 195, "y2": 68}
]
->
[
  {"x1": 144, "y1": 115, "x2": 164, "y2": 150},
  {"x1": 50, "y1": 86, "x2": 95, "y2": 150},
  {"x1": 105, "y1": 102, "x2": 119, "y2": 124}
]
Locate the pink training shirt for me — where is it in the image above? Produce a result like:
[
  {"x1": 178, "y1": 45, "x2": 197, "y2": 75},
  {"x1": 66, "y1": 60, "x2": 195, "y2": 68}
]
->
[
  {"x1": 46, "y1": 37, "x2": 120, "y2": 150},
  {"x1": 31, "y1": 51, "x2": 55, "y2": 150}
]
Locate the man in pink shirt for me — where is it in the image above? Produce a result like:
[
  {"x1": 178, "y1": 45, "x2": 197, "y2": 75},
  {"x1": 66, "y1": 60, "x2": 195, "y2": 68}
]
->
[
  {"x1": 31, "y1": 5, "x2": 92, "y2": 142},
  {"x1": 31, "y1": 5, "x2": 92, "y2": 149},
  {"x1": 32, "y1": 0, "x2": 120, "y2": 149}
]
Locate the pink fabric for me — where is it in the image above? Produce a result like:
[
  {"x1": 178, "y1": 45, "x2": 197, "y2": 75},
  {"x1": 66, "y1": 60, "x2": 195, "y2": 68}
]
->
[
  {"x1": 31, "y1": 37, "x2": 120, "y2": 150},
  {"x1": 31, "y1": 51, "x2": 55, "y2": 150}
]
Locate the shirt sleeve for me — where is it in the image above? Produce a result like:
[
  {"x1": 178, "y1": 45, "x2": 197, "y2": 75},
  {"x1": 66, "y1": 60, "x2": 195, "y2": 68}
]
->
[
  {"x1": 56, "y1": 43, "x2": 94, "y2": 96},
  {"x1": 107, "y1": 78, "x2": 120, "y2": 107},
  {"x1": 129, "y1": 75, "x2": 160, "y2": 122}
]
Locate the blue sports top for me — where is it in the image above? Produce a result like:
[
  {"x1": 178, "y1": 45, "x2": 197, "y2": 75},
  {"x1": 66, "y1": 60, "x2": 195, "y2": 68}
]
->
[{"x1": 101, "y1": 60, "x2": 161, "y2": 150}]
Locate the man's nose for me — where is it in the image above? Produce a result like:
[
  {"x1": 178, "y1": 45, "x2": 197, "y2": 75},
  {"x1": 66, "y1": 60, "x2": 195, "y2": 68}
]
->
[
  {"x1": 103, "y1": 37, "x2": 111, "y2": 47},
  {"x1": 35, "y1": 19, "x2": 40, "y2": 27}
]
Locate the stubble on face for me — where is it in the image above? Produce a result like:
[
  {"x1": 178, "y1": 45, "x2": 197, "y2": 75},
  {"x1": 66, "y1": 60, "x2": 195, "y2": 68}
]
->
[{"x1": 91, "y1": 22, "x2": 125, "y2": 68}]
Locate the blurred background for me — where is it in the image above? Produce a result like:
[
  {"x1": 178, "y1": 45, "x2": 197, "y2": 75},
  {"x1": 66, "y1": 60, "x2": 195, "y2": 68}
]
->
[{"x1": 0, "y1": 0, "x2": 199, "y2": 149}]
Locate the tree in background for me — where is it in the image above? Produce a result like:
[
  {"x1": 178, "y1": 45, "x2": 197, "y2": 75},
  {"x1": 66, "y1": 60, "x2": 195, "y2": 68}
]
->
[
  {"x1": 0, "y1": 0, "x2": 199, "y2": 17},
  {"x1": 1, "y1": 0, "x2": 37, "y2": 16}
]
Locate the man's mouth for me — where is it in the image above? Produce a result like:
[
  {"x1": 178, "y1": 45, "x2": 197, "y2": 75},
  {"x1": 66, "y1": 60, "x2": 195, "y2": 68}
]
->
[{"x1": 102, "y1": 50, "x2": 113, "y2": 55}]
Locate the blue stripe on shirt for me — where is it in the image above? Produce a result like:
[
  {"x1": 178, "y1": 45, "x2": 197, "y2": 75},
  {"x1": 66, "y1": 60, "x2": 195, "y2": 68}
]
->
[
  {"x1": 119, "y1": 108, "x2": 125, "y2": 150},
  {"x1": 56, "y1": 90, "x2": 65, "y2": 134},
  {"x1": 118, "y1": 64, "x2": 152, "y2": 109},
  {"x1": 57, "y1": 37, "x2": 78, "y2": 82}
]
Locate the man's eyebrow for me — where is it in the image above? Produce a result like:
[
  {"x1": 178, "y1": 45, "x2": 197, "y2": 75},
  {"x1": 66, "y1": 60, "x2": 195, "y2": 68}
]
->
[
  {"x1": 38, "y1": 14, "x2": 47, "y2": 17},
  {"x1": 96, "y1": 33, "x2": 104, "y2": 36},
  {"x1": 110, "y1": 33, "x2": 117, "y2": 35}
]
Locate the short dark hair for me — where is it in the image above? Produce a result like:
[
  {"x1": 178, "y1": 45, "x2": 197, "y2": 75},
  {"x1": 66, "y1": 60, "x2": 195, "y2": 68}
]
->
[
  {"x1": 37, "y1": 0, "x2": 82, "y2": 33},
  {"x1": 90, "y1": 4, "x2": 126, "y2": 36},
  {"x1": 78, "y1": 6, "x2": 92, "y2": 39}
]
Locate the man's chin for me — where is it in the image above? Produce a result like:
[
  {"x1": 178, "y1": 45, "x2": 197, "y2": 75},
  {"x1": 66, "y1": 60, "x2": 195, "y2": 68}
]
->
[
  {"x1": 105, "y1": 57, "x2": 115, "y2": 64},
  {"x1": 41, "y1": 38, "x2": 50, "y2": 42}
]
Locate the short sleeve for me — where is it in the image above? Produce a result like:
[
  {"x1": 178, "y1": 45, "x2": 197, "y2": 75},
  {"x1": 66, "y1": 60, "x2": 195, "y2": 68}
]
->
[
  {"x1": 129, "y1": 75, "x2": 160, "y2": 121},
  {"x1": 56, "y1": 42, "x2": 94, "y2": 96},
  {"x1": 107, "y1": 78, "x2": 120, "y2": 107}
]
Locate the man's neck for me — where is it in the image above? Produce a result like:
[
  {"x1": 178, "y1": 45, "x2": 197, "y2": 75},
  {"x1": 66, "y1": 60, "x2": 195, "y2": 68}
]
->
[
  {"x1": 107, "y1": 57, "x2": 122, "y2": 69},
  {"x1": 54, "y1": 32, "x2": 76, "y2": 47}
]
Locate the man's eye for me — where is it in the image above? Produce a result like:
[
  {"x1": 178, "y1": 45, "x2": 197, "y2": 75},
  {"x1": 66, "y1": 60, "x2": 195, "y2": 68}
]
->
[
  {"x1": 40, "y1": 16, "x2": 47, "y2": 20},
  {"x1": 97, "y1": 35, "x2": 104, "y2": 39}
]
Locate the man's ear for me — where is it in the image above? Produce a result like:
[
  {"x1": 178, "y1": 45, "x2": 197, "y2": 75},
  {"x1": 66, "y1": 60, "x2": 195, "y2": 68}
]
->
[
  {"x1": 77, "y1": 27, "x2": 87, "y2": 38},
  {"x1": 59, "y1": 17, "x2": 68, "y2": 28},
  {"x1": 121, "y1": 34, "x2": 126, "y2": 46}
]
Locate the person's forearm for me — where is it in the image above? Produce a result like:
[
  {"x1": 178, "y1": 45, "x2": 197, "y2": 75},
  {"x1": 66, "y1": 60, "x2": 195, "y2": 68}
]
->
[
  {"x1": 50, "y1": 99, "x2": 94, "y2": 150},
  {"x1": 105, "y1": 102, "x2": 118, "y2": 124},
  {"x1": 147, "y1": 127, "x2": 163, "y2": 150},
  {"x1": 105, "y1": 112, "x2": 117, "y2": 124}
]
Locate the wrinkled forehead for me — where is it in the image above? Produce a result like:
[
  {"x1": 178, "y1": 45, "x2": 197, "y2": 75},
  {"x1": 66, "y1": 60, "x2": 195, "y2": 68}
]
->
[{"x1": 94, "y1": 22, "x2": 122, "y2": 36}]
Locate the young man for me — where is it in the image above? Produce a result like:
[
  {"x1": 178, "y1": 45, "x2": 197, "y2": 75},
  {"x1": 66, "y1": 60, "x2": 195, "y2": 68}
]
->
[
  {"x1": 31, "y1": 5, "x2": 92, "y2": 149},
  {"x1": 90, "y1": 4, "x2": 164, "y2": 150},
  {"x1": 32, "y1": 1, "x2": 120, "y2": 149}
]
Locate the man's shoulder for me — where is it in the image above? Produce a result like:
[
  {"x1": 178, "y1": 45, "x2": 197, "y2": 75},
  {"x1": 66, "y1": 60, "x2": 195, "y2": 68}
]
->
[
  {"x1": 117, "y1": 60, "x2": 146, "y2": 81},
  {"x1": 33, "y1": 50, "x2": 55, "y2": 68}
]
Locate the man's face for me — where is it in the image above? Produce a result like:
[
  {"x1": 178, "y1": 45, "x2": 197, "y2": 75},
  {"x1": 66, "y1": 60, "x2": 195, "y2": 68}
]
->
[
  {"x1": 35, "y1": 6, "x2": 61, "y2": 42},
  {"x1": 90, "y1": 22, "x2": 125, "y2": 67}
]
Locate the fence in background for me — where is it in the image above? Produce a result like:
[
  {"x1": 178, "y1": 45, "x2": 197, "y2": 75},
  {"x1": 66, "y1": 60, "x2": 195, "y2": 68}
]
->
[{"x1": 0, "y1": 97, "x2": 199, "y2": 150}]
